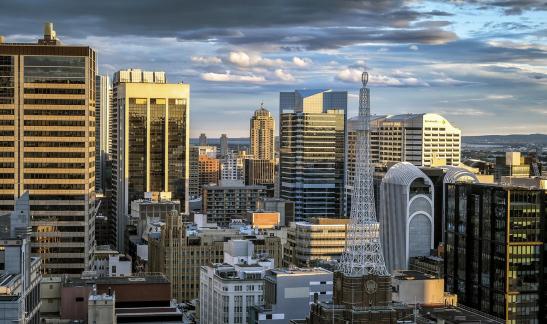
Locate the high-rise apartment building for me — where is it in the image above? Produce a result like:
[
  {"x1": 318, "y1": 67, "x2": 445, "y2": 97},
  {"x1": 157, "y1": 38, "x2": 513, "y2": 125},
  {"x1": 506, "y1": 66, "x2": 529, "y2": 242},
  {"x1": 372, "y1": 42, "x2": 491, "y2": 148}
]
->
[
  {"x1": 445, "y1": 182, "x2": 546, "y2": 322},
  {"x1": 220, "y1": 133, "x2": 228, "y2": 157},
  {"x1": 111, "y1": 68, "x2": 189, "y2": 251},
  {"x1": 250, "y1": 104, "x2": 275, "y2": 161},
  {"x1": 247, "y1": 104, "x2": 275, "y2": 192},
  {"x1": 95, "y1": 75, "x2": 110, "y2": 194},
  {"x1": 279, "y1": 89, "x2": 347, "y2": 221},
  {"x1": 202, "y1": 180, "x2": 266, "y2": 226},
  {"x1": 0, "y1": 23, "x2": 96, "y2": 275}
]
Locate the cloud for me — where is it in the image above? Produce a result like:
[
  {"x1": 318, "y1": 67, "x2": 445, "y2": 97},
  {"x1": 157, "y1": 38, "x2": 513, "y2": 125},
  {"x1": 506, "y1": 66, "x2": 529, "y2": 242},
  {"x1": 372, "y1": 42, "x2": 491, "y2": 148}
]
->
[
  {"x1": 292, "y1": 56, "x2": 312, "y2": 68},
  {"x1": 439, "y1": 108, "x2": 494, "y2": 116},
  {"x1": 409, "y1": 45, "x2": 419, "y2": 51},
  {"x1": 274, "y1": 69, "x2": 295, "y2": 81},
  {"x1": 336, "y1": 68, "x2": 430, "y2": 87},
  {"x1": 451, "y1": 0, "x2": 547, "y2": 15},
  {"x1": 227, "y1": 51, "x2": 285, "y2": 68},
  {"x1": 201, "y1": 71, "x2": 265, "y2": 83},
  {"x1": 191, "y1": 55, "x2": 222, "y2": 64}
]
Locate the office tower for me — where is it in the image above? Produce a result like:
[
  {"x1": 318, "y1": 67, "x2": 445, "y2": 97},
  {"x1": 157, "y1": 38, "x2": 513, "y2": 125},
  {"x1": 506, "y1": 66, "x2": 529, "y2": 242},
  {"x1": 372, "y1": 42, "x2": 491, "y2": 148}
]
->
[
  {"x1": 347, "y1": 113, "x2": 461, "y2": 168},
  {"x1": 111, "y1": 69, "x2": 189, "y2": 251},
  {"x1": 198, "y1": 155, "x2": 220, "y2": 188},
  {"x1": 0, "y1": 193, "x2": 41, "y2": 323},
  {"x1": 200, "y1": 240, "x2": 274, "y2": 324},
  {"x1": 202, "y1": 180, "x2": 266, "y2": 226},
  {"x1": 250, "y1": 268, "x2": 333, "y2": 324},
  {"x1": 198, "y1": 133, "x2": 207, "y2": 146},
  {"x1": 283, "y1": 218, "x2": 349, "y2": 267},
  {"x1": 0, "y1": 23, "x2": 96, "y2": 275},
  {"x1": 220, "y1": 133, "x2": 228, "y2": 157},
  {"x1": 250, "y1": 103, "x2": 275, "y2": 160},
  {"x1": 149, "y1": 210, "x2": 282, "y2": 302},
  {"x1": 95, "y1": 75, "x2": 111, "y2": 194},
  {"x1": 346, "y1": 113, "x2": 461, "y2": 215},
  {"x1": 279, "y1": 89, "x2": 347, "y2": 221},
  {"x1": 445, "y1": 183, "x2": 546, "y2": 322},
  {"x1": 189, "y1": 146, "x2": 200, "y2": 198},
  {"x1": 379, "y1": 162, "x2": 435, "y2": 272}
]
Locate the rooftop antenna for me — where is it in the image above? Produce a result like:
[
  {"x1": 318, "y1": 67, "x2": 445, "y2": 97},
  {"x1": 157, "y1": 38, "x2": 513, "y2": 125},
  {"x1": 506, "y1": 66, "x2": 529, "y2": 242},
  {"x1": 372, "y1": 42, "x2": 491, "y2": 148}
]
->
[{"x1": 338, "y1": 70, "x2": 389, "y2": 276}]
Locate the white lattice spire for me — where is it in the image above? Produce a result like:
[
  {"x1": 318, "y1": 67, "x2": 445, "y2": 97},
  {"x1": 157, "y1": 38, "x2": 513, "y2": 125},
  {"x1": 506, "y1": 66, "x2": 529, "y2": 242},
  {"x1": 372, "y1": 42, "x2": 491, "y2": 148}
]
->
[{"x1": 338, "y1": 71, "x2": 389, "y2": 276}]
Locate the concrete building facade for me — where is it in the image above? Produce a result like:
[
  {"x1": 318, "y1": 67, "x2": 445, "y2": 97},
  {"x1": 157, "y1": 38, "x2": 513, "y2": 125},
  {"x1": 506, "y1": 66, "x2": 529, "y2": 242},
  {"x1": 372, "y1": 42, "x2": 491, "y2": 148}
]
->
[{"x1": 379, "y1": 162, "x2": 435, "y2": 272}]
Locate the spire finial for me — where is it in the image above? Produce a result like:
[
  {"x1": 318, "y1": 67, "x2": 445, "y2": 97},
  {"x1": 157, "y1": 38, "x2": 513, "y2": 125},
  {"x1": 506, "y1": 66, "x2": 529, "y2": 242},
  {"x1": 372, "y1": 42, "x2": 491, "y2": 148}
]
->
[{"x1": 362, "y1": 71, "x2": 368, "y2": 87}]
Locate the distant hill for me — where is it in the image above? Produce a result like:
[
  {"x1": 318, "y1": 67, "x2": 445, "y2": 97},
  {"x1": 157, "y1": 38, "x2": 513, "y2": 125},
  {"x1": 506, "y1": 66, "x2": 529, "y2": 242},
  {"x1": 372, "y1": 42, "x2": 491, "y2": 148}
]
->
[{"x1": 463, "y1": 134, "x2": 547, "y2": 145}]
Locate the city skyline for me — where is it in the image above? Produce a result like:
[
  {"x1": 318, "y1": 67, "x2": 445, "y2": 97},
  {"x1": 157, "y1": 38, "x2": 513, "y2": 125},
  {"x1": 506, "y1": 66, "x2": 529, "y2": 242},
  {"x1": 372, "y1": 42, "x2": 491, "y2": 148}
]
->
[{"x1": 0, "y1": 1, "x2": 545, "y2": 137}]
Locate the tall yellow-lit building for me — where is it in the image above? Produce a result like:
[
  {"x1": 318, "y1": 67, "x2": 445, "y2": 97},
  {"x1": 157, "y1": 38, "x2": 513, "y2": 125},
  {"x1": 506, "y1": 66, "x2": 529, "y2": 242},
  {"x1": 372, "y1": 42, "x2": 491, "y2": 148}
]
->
[
  {"x1": 247, "y1": 104, "x2": 275, "y2": 192},
  {"x1": 0, "y1": 23, "x2": 96, "y2": 275},
  {"x1": 250, "y1": 104, "x2": 274, "y2": 161},
  {"x1": 111, "y1": 69, "x2": 189, "y2": 251}
]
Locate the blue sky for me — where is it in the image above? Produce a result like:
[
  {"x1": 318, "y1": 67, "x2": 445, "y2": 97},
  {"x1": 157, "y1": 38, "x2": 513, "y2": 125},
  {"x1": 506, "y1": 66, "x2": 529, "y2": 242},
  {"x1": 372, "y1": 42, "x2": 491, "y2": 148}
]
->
[{"x1": 1, "y1": 0, "x2": 545, "y2": 137}]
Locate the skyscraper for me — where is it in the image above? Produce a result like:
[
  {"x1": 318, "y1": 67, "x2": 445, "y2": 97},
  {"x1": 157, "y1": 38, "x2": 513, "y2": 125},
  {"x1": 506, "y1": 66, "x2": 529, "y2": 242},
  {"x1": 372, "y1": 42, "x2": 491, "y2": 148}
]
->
[
  {"x1": 198, "y1": 133, "x2": 207, "y2": 146},
  {"x1": 247, "y1": 104, "x2": 275, "y2": 192},
  {"x1": 219, "y1": 133, "x2": 228, "y2": 157},
  {"x1": 95, "y1": 74, "x2": 111, "y2": 194},
  {"x1": 445, "y1": 182, "x2": 546, "y2": 322},
  {"x1": 250, "y1": 103, "x2": 274, "y2": 160},
  {"x1": 111, "y1": 69, "x2": 189, "y2": 251},
  {"x1": 279, "y1": 89, "x2": 347, "y2": 221},
  {"x1": 0, "y1": 23, "x2": 96, "y2": 275}
]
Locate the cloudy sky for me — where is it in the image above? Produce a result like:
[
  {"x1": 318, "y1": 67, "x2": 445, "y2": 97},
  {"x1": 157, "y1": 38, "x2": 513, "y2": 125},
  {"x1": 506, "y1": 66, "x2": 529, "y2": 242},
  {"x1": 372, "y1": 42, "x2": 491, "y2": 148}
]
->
[{"x1": 1, "y1": 0, "x2": 546, "y2": 137}]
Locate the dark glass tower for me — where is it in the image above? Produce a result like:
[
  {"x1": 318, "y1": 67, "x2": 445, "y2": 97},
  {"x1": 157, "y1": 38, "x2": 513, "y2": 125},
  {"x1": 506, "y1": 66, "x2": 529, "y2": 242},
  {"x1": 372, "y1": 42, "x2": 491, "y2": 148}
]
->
[
  {"x1": 279, "y1": 89, "x2": 347, "y2": 221},
  {"x1": 445, "y1": 182, "x2": 545, "y2": 322}
]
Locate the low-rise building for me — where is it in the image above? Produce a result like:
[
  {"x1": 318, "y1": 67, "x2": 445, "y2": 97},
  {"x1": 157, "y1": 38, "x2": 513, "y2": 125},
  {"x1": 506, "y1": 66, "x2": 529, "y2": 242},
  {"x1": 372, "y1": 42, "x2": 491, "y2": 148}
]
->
[
  {"x1": 256, "y1": 198, "x2": 295, "y2": 226},
  {"x1": 392, "y1": 270, "x2": 457, "y2": 306},
  {"x1": 251, "y1": 268, "x2": 333, "y2": 324},
  {"x1": 0, "y1": 192, "x2": 41, "y2": 323},
  {"x1": 283, "y1": 218, "x2": 348, "y2": 267},
  {"x1": 148, "y1": 210, "x2": 282, "y2": 302},
  {"x1": 200, "y1": 240, "x2": 274, "y2": 324}
]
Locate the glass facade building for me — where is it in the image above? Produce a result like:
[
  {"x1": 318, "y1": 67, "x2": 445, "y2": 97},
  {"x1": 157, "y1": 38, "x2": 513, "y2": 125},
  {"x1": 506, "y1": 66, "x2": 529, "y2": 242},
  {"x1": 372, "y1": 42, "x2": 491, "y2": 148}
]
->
[
  {"x1": 445, "y1": 183, "x2": 545, "y2": 323},
  {"x1": 112, "y1": 71, "x2": 189, "y2": 251},
  {"x1": 279, "y1": 89, "x2": 347, "y2": 221},
  {"x1": 0, "y1": 27, "x2": 96, "y2": 275}
]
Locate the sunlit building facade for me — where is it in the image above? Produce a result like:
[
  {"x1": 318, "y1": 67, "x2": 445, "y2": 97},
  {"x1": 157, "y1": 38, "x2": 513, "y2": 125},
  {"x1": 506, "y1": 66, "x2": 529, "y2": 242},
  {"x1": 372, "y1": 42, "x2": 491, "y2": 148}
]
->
[
  {"x1": 112, "y1": 69, "x2": 189, "y2": 251},
  {"x1": 0, "y1": 24, "x2": 96, "y2": 275}
]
